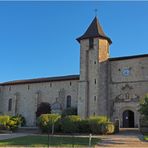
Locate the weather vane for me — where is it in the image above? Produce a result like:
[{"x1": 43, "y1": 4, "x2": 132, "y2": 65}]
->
[{"x1": 94, "y1": 9, "x2": 98, "y2": 16}]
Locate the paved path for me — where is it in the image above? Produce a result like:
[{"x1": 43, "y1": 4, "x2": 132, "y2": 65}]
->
[
  {"x1": 0, "y1": 133, "x2": 30, "y2": 140},
  {"x1": 0, "y1": 128, "x2": 148, "y2": 148},
  {"x1": 97, "y1": 128, "x2": 148, "y2": 147}
]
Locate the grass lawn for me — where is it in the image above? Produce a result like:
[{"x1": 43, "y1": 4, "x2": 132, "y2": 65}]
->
[
  {"x1": 144, "y1": 135, "x2": 148, "y2": 141},
  {"x1": 0, "y1": 135, "x2": 100, "y2": 147}
]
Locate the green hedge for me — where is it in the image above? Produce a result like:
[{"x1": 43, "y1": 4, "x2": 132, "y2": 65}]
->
[
  {"x1": 78, "y1": 119, "x2": 90, "y2": 133},
  {"x1": 37, "y1": 114, "x2": 115, "y2": 134},
  {"x1": 88, "y1": 116, "x2": 109, "y2": 134},
  {"x1": 61, "y1": 115, "x2": 81, "y2": 133}
]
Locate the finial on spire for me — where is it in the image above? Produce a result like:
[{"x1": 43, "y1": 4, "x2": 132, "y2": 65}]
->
[{"x1": 94, "y1": 9, "x2": 98, "y2": 17}]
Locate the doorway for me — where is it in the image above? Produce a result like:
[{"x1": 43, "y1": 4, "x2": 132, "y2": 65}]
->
[{"x1": 123, "y1": 110, "x2": 134, "y2": 128}]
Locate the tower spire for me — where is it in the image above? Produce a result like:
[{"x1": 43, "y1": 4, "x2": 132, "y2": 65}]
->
[{"x1": 76, "y1": 17, "x2": 112, "y2": 44}]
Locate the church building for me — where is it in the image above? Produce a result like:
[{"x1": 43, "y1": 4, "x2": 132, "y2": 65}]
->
[{"x1": 0, "y1": 17, "x2": 148, "y2": 128}]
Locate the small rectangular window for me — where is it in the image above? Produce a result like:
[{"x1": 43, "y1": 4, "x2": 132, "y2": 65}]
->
[
  {"x1": 8, "y1": 98, "x2": 12, "y2": 111},
  {"x1": 89, "y1": 38, "x2": 94, "y2": 49},
  {"x1": 94, "y1": 79, "x2": 96, "y2": 84},
  {"x1": 9, "y1": 87, "x2": 11, "y2": 91},
  {"x1": 94, "y1": 96, "x2": 96, "y2": 101},
  {"x1": 50, "y1": 83, "x2": 52, "y2": 87}
]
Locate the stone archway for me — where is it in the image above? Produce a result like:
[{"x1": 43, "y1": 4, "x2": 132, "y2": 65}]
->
[
  {"x1": 118, "y1": 106, "x2": 139, "y2": 128},
  {"x1": 123, "y1": 110, "x2": 134, "y2": 128}
]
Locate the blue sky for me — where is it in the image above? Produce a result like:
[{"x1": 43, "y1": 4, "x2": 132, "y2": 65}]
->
[{"x1": 0, "y1": 1, "x2": 148, "y2": 82}]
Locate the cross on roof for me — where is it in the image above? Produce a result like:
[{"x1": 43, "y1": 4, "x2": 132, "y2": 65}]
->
[{"x1": 94, "y1": 9, "x2": 98, "y2": 16}]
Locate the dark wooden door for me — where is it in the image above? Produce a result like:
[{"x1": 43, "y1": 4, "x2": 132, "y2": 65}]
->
[{"x1": 123, "y1": 110, "x2": 134, "y2": 128}]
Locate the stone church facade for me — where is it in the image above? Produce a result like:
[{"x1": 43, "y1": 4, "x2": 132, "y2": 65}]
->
[{"x1": 0, "y1": 17, "x2": 148, "y2": 127}]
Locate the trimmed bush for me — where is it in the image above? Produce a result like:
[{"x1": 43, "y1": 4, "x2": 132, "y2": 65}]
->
[
  {"x1": 101, "y1": 122, "x2": 115, "y2": 134},
  {"x1": 54, "y1": 118, "x2": 62, "y2": 133},
  {"x1": 0, "y1": 116, "x2": 10, "y2": 130},
  {"x1": 78, "y1": 119, "x2": 90, "y2": 133},
  {"x1": 89, "y1": 116, "x2": 108, "y2": 123},
  {"x1": 37, "y1": 114, "x2": 61, "y2": 133},
  {"x1": 88, "y1": 116, "x2": 108, "y2": 134},
  {"x1": 61, "y1": 115, "x2": 80, "y2": 133},
  {"x1": 37, "y1": 114, "x2": 115, "y2": 134}
]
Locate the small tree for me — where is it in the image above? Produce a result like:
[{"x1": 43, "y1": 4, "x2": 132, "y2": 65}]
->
[
  {"x1": 139, "y1": 94, "x2": 148, "y2": 119},
  {"x1": 38, "y1": 114, "x2": 60, "y2": 134},
  {"x1": 36, "y1": 102, "x2": 51, "y2": 118}
]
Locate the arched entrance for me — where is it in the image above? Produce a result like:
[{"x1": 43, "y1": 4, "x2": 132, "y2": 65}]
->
[{"x1": 123, "y1": 110, "x2": 134, "y2": 128}]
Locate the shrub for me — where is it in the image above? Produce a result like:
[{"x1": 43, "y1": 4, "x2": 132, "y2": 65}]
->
[
  {"x1": 0, "y1": 116, "x2": 10, "y2": 126},
  {"x1": 61, "y1": 107, "x2": 77, "y2": 117},
  {"x1": 7, "y1": 119, "x2": 18, "y2": 131},
  {"x1": 0, "y1": 116, "x2": 10, "y2": 130},
  {"x1": 7, "y1": 115, "x2": 25, "y2": 131},
  {"x1": 89, "y1": 116, "x2": 108, "y2": 123},
  {"x1": 101, "y1": 122, "x2": 115, "y2": 134},
  {"x1": 37, "y1": 114, "x2": 61, "y2": 133},
  {"x1": 61, "y1": 115, "x2": 80, "y2": 133},
  {"x1": 78, "y1": 119, "x2": 90, "y2": 133},
  {"x1": 88, "y1": 116, "x2": 109, "y2": 134},
  {"x1": 140, "y1": 117, "x2": 148, "y2": 127},
  {"x1": 15, "y1": 114, "x2": 26, "y2": 126},
  {"x1": 0, "y1": 115, "x2": 24, "y2": 131},
  {"x1": 139, "y1": 94, "x2": 148, "y2": 118},
  {"x1": 54, "y1": 118, "x2": 62, "y2": 132},
  {"x1": 114, "y1": 120, "x2": 119, "y2": 133}
]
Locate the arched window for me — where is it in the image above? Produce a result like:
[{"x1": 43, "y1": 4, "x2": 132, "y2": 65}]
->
[
  {"x1": 8, "y1": 98, "x2": 12, "y2": 111},
  {"x1": 66, "y1": 95, "x2": 71, "y2": 108}
]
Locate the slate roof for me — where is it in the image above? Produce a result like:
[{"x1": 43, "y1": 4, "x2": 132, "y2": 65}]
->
[
  {"x1": 0, "y1": 75, "x2": 80, "y2": 86},
  {"x1": 77, "y1": 17, "x2": 112, "y2": 44},
  {"x1": 109, "y1": 54, "x2": 148, "y2": 61}
]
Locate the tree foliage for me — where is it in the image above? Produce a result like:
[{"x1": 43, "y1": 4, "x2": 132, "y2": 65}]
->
[
  {"x1": 139, "y1": 94, "x2": 148, "y2": 118},
  {"x1": 36, "y1": 102, "x2": 51, "y2": 117}
]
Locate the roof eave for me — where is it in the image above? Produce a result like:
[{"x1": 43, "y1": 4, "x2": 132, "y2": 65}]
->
[{"x1": 76, "y1": 35, "x2": 112, "y2": 44}]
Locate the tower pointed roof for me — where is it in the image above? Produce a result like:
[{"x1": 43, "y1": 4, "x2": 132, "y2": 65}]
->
[{"x1": 77, "y1": 17, "x2": 112, "y2": 44}]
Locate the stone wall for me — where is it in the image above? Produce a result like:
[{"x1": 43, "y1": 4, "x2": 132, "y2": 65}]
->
[
  {"x1": 78, "y1": 38, "x2": 109, "y2": 118},
  {"x1": 109, "y1": 57, "x2": 148, "y2": 127},
  {"x1": 1, "y1": 80, "x2": 78, "y2": 126},
  {"x1": 0, "y1": 86, "x2": 4, "y2": 114}
]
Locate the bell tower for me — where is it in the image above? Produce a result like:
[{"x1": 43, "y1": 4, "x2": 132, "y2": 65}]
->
[{"x1": 77, "y1": 17, "x2": 112, "y2": 118}]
